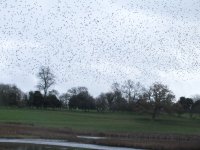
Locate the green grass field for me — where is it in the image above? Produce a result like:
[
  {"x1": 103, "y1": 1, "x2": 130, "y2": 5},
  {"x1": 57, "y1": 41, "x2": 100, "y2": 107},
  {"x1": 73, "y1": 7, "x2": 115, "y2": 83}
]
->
[{"x1": 0, "y1": 108, "x2": 199, "y2": 135}]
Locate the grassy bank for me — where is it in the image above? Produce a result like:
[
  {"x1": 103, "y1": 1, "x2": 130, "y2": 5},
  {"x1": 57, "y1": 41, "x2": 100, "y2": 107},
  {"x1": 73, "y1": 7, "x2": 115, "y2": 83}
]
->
[
  {"x1": 0, "y1": 108, "x2": 199, "y2": 135},
  {"x1": 0, "y1": 108, "x2": 200, "y2": 150}
]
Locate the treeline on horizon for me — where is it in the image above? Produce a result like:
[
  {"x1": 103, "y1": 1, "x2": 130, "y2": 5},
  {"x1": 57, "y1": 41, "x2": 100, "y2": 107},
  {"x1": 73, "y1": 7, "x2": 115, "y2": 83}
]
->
[{"x1": 0, "y1": 66, "x2": 200, "y2": 119}]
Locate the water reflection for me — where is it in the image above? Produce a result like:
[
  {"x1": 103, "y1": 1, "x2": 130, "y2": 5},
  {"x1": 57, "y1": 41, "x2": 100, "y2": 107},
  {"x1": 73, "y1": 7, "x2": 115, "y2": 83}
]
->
[
  {"x1": 0, "y1": 139, "x2": 138, "y2": 150},
  {"x1": 0, "y1": 143, "x2": 88, "y2": 150}
]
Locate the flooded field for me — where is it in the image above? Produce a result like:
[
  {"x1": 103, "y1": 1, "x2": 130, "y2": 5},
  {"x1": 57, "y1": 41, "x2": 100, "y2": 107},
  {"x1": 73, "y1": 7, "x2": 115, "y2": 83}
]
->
[
  {"x1": 0, "y1": 143, "x2": 76, "y2": 150},
  {"x1": 0, "y1": 139, "x2": 138, "y2": 150}
]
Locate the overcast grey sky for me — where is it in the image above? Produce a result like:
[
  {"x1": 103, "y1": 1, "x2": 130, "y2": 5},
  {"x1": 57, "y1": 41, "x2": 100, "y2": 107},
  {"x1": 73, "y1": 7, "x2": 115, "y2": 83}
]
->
[{"x1": 0, "y1": 0, "x2": 200, "y2": 98}]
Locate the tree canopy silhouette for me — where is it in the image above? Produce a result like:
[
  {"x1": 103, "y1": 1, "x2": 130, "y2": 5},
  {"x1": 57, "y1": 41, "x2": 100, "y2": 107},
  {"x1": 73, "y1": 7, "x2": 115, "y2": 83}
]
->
[{"x1": 37, "y1": 66, "x2": 56, "y2": 98}]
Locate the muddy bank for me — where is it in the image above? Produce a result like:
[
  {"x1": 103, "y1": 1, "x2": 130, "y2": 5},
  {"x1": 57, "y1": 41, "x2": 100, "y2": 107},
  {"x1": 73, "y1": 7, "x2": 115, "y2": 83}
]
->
[{"x1": 0, "y1": 123, "x2": 199, "y2": 150}]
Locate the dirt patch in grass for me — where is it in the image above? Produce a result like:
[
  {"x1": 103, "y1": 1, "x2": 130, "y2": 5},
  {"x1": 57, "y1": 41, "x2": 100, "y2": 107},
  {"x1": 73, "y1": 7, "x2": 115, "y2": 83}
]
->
[{"x1": 0, "y1": 122, "x2": 199, "y2": 150}]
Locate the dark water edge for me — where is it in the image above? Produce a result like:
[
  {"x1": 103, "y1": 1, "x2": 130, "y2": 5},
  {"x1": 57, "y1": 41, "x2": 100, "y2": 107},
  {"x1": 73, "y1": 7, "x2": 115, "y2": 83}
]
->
[
  {"x1": 0, "y1": 143, "x2": 74, "y2": 150},
  {"x1": 0, "y1": 139, "x2": 139, "y2": 150}
]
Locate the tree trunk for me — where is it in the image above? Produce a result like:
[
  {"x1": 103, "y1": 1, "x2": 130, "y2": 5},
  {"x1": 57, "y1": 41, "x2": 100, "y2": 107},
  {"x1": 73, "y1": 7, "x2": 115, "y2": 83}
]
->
[{"x1": 152, "y1": 107, "x2": 157, "y2": 119}]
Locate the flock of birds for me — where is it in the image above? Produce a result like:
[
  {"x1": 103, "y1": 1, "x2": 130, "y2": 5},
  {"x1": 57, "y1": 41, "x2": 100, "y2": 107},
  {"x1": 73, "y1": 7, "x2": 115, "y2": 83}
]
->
[{"x1": 0, "y1": 0, "x2": 199, "y2": 94}]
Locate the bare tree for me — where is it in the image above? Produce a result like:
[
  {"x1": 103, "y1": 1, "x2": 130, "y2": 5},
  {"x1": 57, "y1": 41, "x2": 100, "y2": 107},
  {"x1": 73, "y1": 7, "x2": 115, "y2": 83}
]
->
[
  {"x1": 49, "y1": 89, "x2": 59, "y2": 96},
  {"x1": 122, "y1": 80, "x2": 144, "y2": 103},
  {"x1": 67, "y1": 87, "x2": 88, "y2": 96},
  {"x1": 111, "y1": 82, "x2": 121, "y2": 93},
  {"x1": 59, "y1": 93, "x2": 70, "y2": 108},
  {"x1": 149, "y1": 82, "x2": 175, "y2": 119},
  {"x1": 37, "y1": 66, "x2": 56, "y2": 98}
]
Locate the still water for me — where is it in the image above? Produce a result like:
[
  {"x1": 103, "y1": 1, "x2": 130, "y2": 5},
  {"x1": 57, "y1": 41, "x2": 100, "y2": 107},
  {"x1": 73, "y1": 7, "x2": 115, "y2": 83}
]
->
[
  {"x1": 0, "y1": 139, "x2": 139, "y2": 150},
  {"x1": 0, "y1": 143, "x2": 76, "y2": 150}
]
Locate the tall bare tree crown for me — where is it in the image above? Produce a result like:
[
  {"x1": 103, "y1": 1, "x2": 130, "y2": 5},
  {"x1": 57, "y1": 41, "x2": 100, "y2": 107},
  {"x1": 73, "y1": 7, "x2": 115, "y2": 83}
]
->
[{"x1": 37, "y1": 66, "x2": 56, "y2": 97}]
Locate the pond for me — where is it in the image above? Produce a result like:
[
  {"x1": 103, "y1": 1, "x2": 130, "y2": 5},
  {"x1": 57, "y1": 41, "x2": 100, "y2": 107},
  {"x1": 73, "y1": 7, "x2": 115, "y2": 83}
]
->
[
  {"x1": 0, "y1": 139, "x2": 140, "y2": 150},
  {"x1": 0, "y1": 143, "x2": 76, "y2": 150}
]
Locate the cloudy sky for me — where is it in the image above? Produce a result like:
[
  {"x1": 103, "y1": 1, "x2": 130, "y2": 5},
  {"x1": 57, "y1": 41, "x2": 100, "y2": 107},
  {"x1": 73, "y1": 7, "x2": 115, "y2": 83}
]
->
[{"x1": 0, "y1": 0, "x2": 200, "y2": 98}]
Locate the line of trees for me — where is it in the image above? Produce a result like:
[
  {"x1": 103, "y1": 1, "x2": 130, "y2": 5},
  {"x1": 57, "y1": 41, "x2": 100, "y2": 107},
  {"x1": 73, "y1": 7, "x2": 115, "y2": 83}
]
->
[{"x1": 0, "y1": 66, "x2": 200, "y2": 119}]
